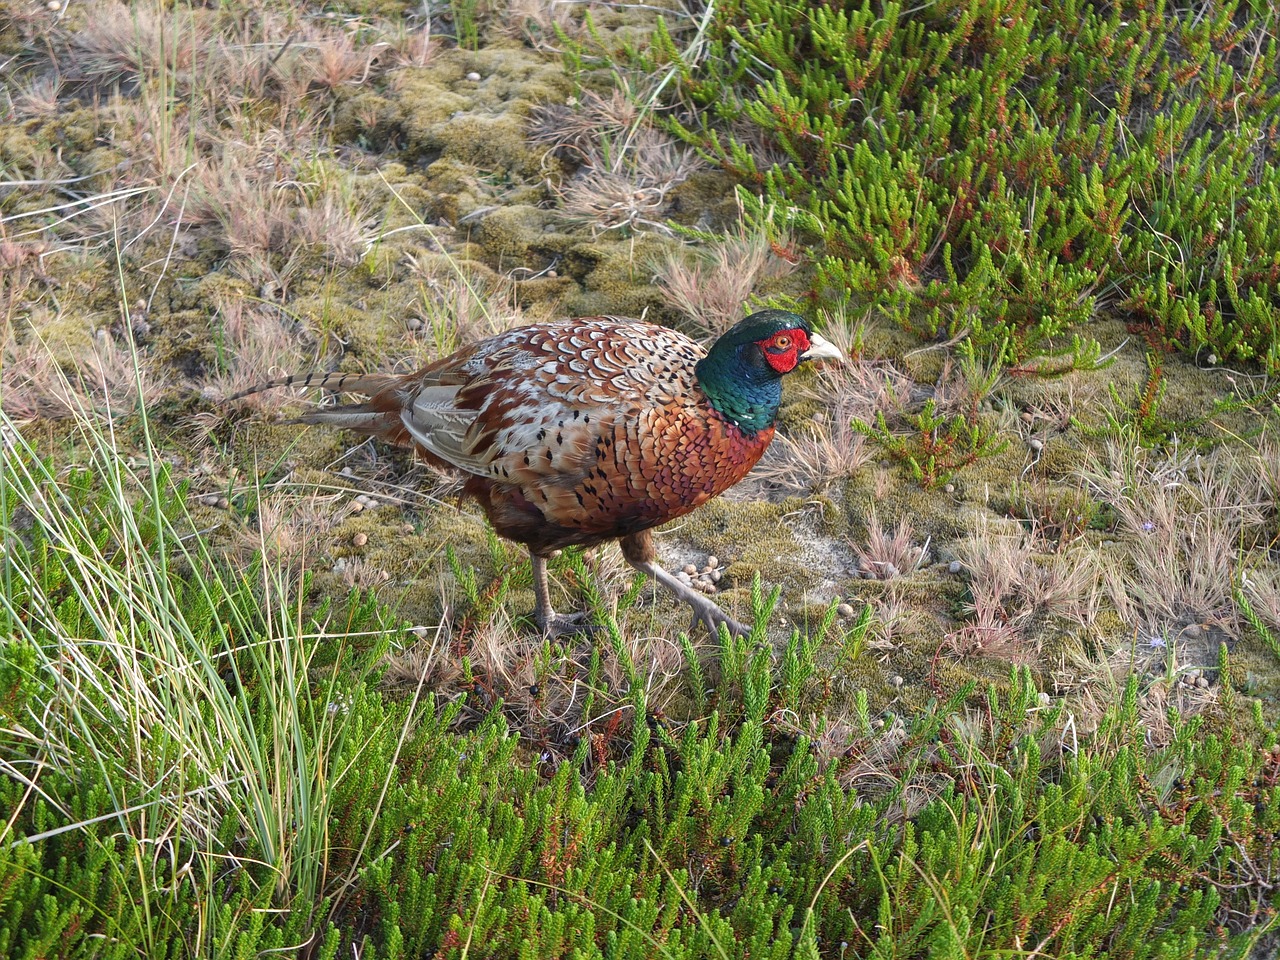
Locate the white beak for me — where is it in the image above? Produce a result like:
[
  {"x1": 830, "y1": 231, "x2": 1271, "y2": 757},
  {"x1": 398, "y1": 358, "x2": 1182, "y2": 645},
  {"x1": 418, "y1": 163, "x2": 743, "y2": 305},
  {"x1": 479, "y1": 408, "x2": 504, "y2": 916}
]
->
[{"x1": 800, "y1": 331, "x2": 846, "y2": 363}]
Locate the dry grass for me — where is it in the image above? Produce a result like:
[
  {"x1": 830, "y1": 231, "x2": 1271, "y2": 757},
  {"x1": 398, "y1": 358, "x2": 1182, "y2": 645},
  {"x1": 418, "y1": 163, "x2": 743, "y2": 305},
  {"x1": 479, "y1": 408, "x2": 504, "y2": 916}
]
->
[
  {"x1": 1, "y1": 312, "x2": 168, "y2": 422},
  {"x1": 534, "y1": 86, "x2": 704, "y2": 236},
  {"x1": 950, "y1": 518, "x2": 1101, "y2": 654},
  {"x1": 402, "y1": 265, "x2": 532, "y2": 362},
  {"x1": 656, "y1": 221, "x2": 800, "y2": 335},
  {"x1": 1084, "y1": 439, "x2": 1271, "y2": 638},
  {"x1": 201, "y1": 297, "x2": 321, "y2": 408},
  {"x1": 851, "y1": 511, "x2": 927, "y2": 580}
]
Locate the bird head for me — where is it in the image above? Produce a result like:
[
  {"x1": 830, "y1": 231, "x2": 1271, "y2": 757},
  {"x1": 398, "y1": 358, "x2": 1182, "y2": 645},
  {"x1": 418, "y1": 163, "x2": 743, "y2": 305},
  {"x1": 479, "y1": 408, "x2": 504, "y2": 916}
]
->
[
  {"x1": 717, "y1": 309, "x2": 846, "y2": 375},
  {"x1": 696, "y1": 310, "x2": 847, "y2": 433}
]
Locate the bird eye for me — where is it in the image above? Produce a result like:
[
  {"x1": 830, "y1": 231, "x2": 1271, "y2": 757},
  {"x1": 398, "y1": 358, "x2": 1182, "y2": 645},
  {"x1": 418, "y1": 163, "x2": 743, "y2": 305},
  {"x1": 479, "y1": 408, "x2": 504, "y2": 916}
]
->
[{"x1": 774, "y1": 335, "x2": 791, "y2": 349}]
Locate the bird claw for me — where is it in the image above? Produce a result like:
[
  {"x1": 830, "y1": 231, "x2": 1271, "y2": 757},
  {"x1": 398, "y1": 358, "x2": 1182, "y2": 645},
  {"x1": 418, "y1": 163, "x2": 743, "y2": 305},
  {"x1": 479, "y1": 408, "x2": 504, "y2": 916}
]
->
[
  {"x1": 688, "y1": 601, "x2": 749, "y2": 638},
  {"x1": 536, "y1": 610, "x2": 599, "y2": 639}
]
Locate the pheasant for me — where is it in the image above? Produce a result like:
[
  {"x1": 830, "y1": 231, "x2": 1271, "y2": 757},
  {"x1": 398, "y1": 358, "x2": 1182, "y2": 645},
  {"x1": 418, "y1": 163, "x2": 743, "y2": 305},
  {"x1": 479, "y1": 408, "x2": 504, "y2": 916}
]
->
[{"x1": 231, "y1": 309, "x2": 844, "y2": 636}]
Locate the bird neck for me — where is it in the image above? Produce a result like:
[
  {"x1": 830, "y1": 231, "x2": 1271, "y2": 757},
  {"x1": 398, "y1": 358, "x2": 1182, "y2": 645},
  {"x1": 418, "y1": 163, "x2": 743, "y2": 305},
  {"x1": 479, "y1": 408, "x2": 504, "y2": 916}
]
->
[{"x1": 695, "y1": 344, "x2": 782, "y2": 435}]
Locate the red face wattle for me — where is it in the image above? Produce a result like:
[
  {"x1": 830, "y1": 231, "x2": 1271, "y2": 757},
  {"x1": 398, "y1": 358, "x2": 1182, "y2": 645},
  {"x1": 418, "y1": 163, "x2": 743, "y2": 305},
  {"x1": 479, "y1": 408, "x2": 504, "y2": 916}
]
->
[{"x1": 756, "y1": 328, "x2": 811, "y2": 374}]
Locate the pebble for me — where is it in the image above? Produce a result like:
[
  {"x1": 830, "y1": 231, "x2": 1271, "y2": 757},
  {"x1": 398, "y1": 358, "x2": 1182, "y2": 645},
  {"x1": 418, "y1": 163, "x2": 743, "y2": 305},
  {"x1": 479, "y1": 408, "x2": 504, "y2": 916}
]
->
[
  {"x1": 882, "y1": 563, "x2": 898, "y2": 578},
  {"x1": 406, "y1": 317, "x2": 424, "y2": 331},
  {"x1": 1027, "y1": 437, "x2": 1044, "y2": 452},
  {"x1": 871, "y1": 718, "x2": 885, "y2": 729},
  {"x1": 1195, "y1": 676, "x2": 1209, "y2": 689},
  {"x1": 711, "y1": 569, "x2": 722, "y2": 582},
  {"x1": 948, "y1": 560, "x2": 962, "y2": 574},
  {"x1": 1182, "y1": 623, "x2": 1203, "y2": 638},
  {"x1": 837, "y1": 602, "x2": 855, "y2": 618},
  {"x1": 217, "y1": 497, "x2": 229, "y2": 510},
  {"x1": 707, "y1": 555, "x2": 719, "y2": 569},
  {"x1": 944, "y1": 483, "x2": 955, "y2": 494},
  {"x1": 466, "y1": 71, "x2": 481, "y2": 81},
  {"x1": 353, "y1": 532, "x2": 368, "y2": 547},
  {"x1": 350, "y1": 501, "x2": 365, "y2": 513},
  {"x1": 1207, "y1": 353, "x2": 1219, "y2": 365},
  {"x1": 47, "y1": 1, "x2": 60, "y2": 10},
  {"x1": 890, "y1": 675, "x2": 903, "y2": 688},
  {"x1": 683, "y1": 563, "x2": 697, "y2": 575},
  {"x1": 547, "y1": 269, "x2": 558, "y2": 278}
]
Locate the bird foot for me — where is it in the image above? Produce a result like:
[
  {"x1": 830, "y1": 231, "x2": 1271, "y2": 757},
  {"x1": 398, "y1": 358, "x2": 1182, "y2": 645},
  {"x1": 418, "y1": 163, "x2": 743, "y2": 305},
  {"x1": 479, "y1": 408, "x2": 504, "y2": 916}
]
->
[
  {"x1": 685, "y1": 595, "x2": 750, "y2": 638},
  {"x1": 535, "y1": 610, "x2": 599, "y2": 639}
]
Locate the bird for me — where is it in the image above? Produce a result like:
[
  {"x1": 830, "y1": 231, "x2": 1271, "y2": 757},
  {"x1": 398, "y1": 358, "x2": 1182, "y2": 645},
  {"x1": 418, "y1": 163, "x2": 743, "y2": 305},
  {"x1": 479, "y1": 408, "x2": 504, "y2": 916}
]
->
[{"x1": 229, "y1": 309, "x2": 845, "y2": 637}]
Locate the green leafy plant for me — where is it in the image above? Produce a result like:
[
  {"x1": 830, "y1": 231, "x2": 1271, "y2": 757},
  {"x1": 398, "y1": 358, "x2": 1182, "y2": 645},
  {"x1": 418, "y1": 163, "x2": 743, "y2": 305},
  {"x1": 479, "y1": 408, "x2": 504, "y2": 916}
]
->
[
  {"x1": 636, "y1": 0, "x2": 1280, "y2": 373},
  {"x1": 854, "y1": 398, "x2": 1008, "y2": 488}
]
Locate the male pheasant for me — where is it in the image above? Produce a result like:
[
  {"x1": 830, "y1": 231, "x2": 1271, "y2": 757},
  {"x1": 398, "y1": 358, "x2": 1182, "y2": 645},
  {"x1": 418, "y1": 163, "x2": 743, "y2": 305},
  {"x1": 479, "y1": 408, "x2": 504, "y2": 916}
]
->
[{"x1": 232, "y1": 309, "x2": 844, "y2": 636}]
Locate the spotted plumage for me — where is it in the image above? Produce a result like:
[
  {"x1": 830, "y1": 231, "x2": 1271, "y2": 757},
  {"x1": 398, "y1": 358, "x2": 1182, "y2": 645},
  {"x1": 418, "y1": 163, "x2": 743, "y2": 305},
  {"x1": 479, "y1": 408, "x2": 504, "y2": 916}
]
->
[{"x1": 230, "y1": 309, "x2": 845, "y2": 635}]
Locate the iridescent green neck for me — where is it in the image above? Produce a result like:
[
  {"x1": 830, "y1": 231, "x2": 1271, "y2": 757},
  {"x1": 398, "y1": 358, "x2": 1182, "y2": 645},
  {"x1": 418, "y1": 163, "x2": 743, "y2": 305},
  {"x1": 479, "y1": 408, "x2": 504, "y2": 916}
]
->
[{"x1": 695, "y1": 341, "x2": 782, "y2": 435}]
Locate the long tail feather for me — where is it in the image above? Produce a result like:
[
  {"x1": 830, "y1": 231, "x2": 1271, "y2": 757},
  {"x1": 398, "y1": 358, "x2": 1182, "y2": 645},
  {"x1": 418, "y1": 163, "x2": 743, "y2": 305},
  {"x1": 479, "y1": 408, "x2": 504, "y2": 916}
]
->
[
  {"x1": 226, "y1": 370, "x2": 414, "y2": 445},
  {"x1": 225, "y1": 370, "x2": 400, "y2": 402}
]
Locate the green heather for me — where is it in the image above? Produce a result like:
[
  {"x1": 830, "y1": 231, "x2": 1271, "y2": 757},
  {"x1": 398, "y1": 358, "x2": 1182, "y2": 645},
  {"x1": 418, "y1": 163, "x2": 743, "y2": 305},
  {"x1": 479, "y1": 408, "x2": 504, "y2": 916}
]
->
[
  {"x1": 642, "y1": 0, "x2": 1280, "y2": 372},
  {"x1": 2, "y1": 0, "x2": 1280, "y2": 956},
  {"x1": 2, "y1": 412, "x2": 1277, "y2": 957}
]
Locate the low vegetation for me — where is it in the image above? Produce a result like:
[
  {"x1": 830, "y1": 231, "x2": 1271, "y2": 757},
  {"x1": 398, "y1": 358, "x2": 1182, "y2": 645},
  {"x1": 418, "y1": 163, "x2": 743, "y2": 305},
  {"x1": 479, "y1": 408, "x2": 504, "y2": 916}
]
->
[{"x1": 2, "y1": 0, "x2": 1279, "y2": 955}]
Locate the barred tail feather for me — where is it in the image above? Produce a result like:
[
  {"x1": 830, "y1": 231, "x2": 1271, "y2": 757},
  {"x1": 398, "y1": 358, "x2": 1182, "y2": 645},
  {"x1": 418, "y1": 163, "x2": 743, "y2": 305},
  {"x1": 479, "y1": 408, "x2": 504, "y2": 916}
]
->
[{"x1": 225, "y1": 370, "x2": 401, "y2": 402}]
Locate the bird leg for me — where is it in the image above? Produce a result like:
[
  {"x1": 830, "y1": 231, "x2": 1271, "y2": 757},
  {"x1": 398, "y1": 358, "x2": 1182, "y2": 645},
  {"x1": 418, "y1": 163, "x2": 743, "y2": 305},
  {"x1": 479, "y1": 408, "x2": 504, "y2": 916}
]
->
[
  {"x1": 529, "y1": 551, "x2": 595, "y2": 638},
  {"x1": 620, "y1": 532, "x2": 750, "y2": 638}
]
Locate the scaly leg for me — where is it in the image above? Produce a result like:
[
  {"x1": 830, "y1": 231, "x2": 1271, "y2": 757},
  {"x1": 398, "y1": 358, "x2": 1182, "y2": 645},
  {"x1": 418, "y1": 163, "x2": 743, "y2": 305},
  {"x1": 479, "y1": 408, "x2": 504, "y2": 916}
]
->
[
  {"x1": 619, "y1": 531, "x2": 749, "y2": 637},
  {"x1": 530, "y1": 550, "x2": 595, "y2": 638}
]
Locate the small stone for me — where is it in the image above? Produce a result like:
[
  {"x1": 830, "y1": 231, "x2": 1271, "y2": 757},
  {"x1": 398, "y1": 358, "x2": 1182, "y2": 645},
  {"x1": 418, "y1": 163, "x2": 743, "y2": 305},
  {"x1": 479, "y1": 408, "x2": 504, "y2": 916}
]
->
[
  {"x1": 47, "y1": 1, "x2": 61, "y2": 10},
  {"x1": 547, "y1": 269, "x2": 558, "y2": 278},
  {"x1": 1038, "y1": 692, "x2": 1050, "y2": 705},
  {"x1": 944, "y1": 483, "x2": 955, "y2": 494},
  {"x1": 1207, "y1": 353, "x2": 1218, "y2": 365},
  {"x1": 350, "y1": 501, "x2": 365, "y2": 513},
  {"x1": 1182, "y1": 623, "x2": 1203, "y2": 639},
  {"x1": 890, "y1": 675, "x2": 903, "y2": 688},
  {"x1": 1020, "y1": 411, "x2": 1034, "y2": 423},
  {"x1": 340, "y1": 466, "x2": 355, "y2": 477},
  {"x1": 1027, "y1": 437, "x2": 1044, "y2": 452},
  {"x1": 948, "y1": 560, "x2": 962, "y2": 574},
  {"x1": 406, "y1": 317, "x2": 424, "y2": 331},
  {"x1": 217, "y1": 497, "x2": 230, "y2": 509},
  {"x1": 683, "y1": 563, "x2": 697, "y2": 575},
  {"x1": 353, "y1": 532, "x2": 368, "y2": 547},
  {"x1": 707, "y1": 555, "x2": 719, "y2": 569},
  {"x1": 711, "y1": 569, "x2": 722, "y2": 582},
  {"x1": 466, "y1": 71, "x2": 481, "y2": 81},
  {"x1": 882, "y1": 563, "x2": 898, "y2": 578},
  {"x1": 837, "y1": 602, "x2": 855, "y2": 618},
  {"x1": 871, "y1": 718, "x2": 885, "y2": 729}
]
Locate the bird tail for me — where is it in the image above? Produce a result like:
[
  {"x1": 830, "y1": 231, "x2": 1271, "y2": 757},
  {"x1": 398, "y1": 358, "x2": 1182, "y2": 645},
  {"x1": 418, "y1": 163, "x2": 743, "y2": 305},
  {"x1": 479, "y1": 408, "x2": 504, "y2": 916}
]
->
[{"x1": 226, "y1": 370, "x2": 413, "y2": 445}]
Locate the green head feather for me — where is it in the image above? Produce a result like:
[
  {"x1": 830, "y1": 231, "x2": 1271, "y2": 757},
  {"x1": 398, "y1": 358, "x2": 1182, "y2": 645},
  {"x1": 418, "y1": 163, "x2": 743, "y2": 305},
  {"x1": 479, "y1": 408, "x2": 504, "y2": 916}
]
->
[{"x1": 695, "y1": 310, "x2": 813, "y2": 434}]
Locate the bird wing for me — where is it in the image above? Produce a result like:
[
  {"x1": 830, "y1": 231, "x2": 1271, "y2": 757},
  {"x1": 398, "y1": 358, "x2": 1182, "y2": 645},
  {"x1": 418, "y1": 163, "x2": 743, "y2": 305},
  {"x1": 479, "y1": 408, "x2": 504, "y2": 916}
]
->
[{"x1": 400, "y1": 319, "x2": 705, "y2": 488}]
